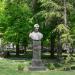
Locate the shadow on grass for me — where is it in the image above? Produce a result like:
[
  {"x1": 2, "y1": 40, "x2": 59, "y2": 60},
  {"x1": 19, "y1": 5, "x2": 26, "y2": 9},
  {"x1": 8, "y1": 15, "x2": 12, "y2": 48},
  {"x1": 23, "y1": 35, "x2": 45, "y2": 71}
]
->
[
  {"x1": 4, "y1": 51, "x2": 71, "y2": 60},
  {"x1": 6, "y1": 50, "x2": 33, "y2": 60},
  {"x1": 3, "y1": 50, "x2": 75, "y2": 67}
]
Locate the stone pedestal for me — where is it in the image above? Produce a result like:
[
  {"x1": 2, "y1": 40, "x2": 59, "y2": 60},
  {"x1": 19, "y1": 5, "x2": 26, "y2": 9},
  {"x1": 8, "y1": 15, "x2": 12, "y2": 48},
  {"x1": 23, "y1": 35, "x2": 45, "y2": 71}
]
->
[{"x1": 29, "y1": 40, "x2": 45, "y2": 71}]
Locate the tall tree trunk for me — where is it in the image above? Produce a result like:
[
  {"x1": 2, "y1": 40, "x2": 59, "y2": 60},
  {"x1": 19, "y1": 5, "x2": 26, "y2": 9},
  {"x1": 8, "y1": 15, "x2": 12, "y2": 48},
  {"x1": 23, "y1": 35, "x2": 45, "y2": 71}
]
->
[
  {"x1": 32, "y1": 0, "x2": 37, "y2": 14},
  {"x1": 50, "y1": 33, "x2": 55, "y2": 57},
  {"x1": 64, "y1": 0, "x2": 67, "y2": 26},
  {"x1": 24, "y1": 45, "x2": 27, "y2": 53},
  {"x1": 32, "y1": 0, "x2": 39, "y2": 23},
  {"x1": 16, "y1": 42, "x2": 19, "y2": 56},
  {"x1": 57, "y1": 32, "x2": 62, "y2": 60},
  {"x1": 22, "y1": 40, "x2": 28, "y2": 53}
]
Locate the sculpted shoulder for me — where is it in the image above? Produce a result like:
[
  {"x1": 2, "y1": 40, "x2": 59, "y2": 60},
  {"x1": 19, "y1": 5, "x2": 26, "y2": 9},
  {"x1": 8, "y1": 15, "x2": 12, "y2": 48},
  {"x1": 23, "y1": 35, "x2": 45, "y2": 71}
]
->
[{"x1": 29, "y1": 31, "x2": 43, "y2": 40}]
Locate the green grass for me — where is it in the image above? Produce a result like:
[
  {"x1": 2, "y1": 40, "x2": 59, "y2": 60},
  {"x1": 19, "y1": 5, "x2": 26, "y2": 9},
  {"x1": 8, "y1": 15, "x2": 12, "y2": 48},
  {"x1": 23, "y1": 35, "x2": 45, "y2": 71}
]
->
[{"x1": 0, "y1": 57, "x2": 75, "y2": 75}]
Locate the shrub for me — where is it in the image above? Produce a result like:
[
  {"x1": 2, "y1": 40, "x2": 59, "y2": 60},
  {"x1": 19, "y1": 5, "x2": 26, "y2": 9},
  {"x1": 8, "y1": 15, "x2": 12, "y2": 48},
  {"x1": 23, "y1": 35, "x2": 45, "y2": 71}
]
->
[
  {"x1": 18, "y1": 63, "x2": 24, "y2": 71},
  {"x1": 63, "y1": 55, "x2": 71, "y2": 71},
  {"x1": 47, "y1": 63, "x2": 55, "y2": 70}
]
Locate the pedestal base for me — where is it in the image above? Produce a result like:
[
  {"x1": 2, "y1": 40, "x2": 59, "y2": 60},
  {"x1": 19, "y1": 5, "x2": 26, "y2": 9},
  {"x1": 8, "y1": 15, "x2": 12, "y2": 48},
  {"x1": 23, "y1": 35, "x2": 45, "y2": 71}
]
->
[
  {"x1": 29, "y1": 66, "x2": 46, "y2": 71},
  {"x1": 29, "y1": 59, "x2": 46, "y2": 71}
]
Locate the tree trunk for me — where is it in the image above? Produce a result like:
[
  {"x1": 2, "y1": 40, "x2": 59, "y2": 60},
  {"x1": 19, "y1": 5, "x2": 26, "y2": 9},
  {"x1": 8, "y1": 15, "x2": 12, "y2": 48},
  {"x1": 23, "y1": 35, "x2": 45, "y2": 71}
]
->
[
  {"x1": 16, "y1": 43, "x2": 19, "y2": 56},
  {"x1": 57, "y1": 32, "x2": 62, "y2": 60},
  {"x1": 32, "y1": 0, "x2": 37, "y2": 14},
  {"x1": 24, "y1": 45, "x2": 27, "y2": 53},
  {"x1": 32, "y1": 0, "x2": 39, "y2": 23},
  {"x1": 50, "y1": 33, "x2": 55, "y2": 57},
  {"x1": 64, "y1": 0, "x2": 67, "y2": 26}
]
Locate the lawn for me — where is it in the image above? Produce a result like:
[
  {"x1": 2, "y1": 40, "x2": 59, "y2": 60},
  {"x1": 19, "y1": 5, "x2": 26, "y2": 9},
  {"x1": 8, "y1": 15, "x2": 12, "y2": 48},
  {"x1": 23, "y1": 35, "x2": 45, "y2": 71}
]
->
[{"x1": 0, "y1": 57, "x2": 75, "y2": 75}]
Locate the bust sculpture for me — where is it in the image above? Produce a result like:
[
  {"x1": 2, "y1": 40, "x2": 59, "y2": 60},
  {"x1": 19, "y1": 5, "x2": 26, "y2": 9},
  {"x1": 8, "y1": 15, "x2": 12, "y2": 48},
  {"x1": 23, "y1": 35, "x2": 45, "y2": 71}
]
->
[
  {"x1": 29, "y1": 24, "x2": 43, "y2": 40},
  {"x1": 29, "y1": 24, "x2": 45, "y2": 71}
]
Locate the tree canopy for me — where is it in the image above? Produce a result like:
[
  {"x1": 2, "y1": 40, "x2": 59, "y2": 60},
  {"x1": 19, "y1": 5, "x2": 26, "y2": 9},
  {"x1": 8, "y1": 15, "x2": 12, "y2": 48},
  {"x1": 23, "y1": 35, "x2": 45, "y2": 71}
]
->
[{"x1": 0, "y1": 0, "x2": 75, "y2": 56}]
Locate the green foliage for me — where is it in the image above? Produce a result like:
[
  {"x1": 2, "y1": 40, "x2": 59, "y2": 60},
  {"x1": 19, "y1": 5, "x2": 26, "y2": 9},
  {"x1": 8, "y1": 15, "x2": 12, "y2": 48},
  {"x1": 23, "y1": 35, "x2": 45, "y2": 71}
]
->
[
  {"x1": 1, "y1": 0, "x2": 33, "y2": 45},
  {"x1": 18, "y1": 63, "x2": 25, "y2": 71},
  {"x1": 36, "y1": 0, "x2": 74, "y2": 47},
  {"x1": 40, "y1": 0, "x2": 61, "y2": 11},
  {"x1": 53, "y1": 24, "x2": 69, "y2": 33},
  {"x1": 0, "y1": 0, "x2": 74, "y2": 57},
  {"x1": 53, "y1": 24, "x2": 73, "y2": 49},
  {"x1": 54, "y1": 63, "x2": 63, "y2": 68},
  {"x1": 47, "y1": 63, "x2": 55, "y2": 70},
  {"x1": 63, "y1": 56, "x2": 71, "y2": 71}
]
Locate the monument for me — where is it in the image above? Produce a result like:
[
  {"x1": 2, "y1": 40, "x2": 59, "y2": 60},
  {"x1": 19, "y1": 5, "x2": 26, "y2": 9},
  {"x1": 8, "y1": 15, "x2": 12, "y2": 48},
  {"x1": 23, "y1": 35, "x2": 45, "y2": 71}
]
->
[{"x1": 29, "y1": 24, "x2": 45, "y2": 71}]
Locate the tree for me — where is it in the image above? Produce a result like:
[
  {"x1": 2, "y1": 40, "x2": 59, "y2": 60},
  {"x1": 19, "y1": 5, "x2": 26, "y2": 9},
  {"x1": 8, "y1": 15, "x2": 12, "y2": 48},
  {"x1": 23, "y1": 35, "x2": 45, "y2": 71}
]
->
[
  {"x1": 33, "y1": 0, "x2": 74, "y2": 58},
  {"x1": 35, "y1": 0, "x2": 64, "y2": 57},
  {"x1": 2, "y1": 0, "x2": 33, "y2": 56}
]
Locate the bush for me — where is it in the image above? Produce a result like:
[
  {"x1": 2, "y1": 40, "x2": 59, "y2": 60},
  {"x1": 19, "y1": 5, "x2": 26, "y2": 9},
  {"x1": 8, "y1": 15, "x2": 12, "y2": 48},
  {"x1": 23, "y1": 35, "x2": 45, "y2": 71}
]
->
[
  {"x1": 54, "y1": 63, "x2": 63, "y2": 68},
  {"x1": 63, "y1": 55, "x2": 71, "y2": 71},
  {"x1": 18, "y1": 63, "x2": 25, "y2": 71},
  {"x1": 47, "y1": 63, "x2": 55, "y2": 70}
]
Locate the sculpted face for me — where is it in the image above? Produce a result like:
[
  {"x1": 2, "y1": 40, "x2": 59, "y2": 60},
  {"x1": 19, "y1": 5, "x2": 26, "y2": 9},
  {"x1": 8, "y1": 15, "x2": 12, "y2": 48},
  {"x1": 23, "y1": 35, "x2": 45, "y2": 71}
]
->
[
  {"x1": 34, "y1": 24, "x2": 39, "y2": 32},
  {"x1": 34, "y1": 27, "x2": 39, "y2": 32}
]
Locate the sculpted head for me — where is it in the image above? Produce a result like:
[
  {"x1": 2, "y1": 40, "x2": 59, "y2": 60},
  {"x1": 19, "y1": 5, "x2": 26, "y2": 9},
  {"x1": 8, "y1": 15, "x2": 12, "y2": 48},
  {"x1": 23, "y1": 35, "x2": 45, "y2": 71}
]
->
[{"x1": 34, "y1": 24, "x2": 39, "y2": 32}]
